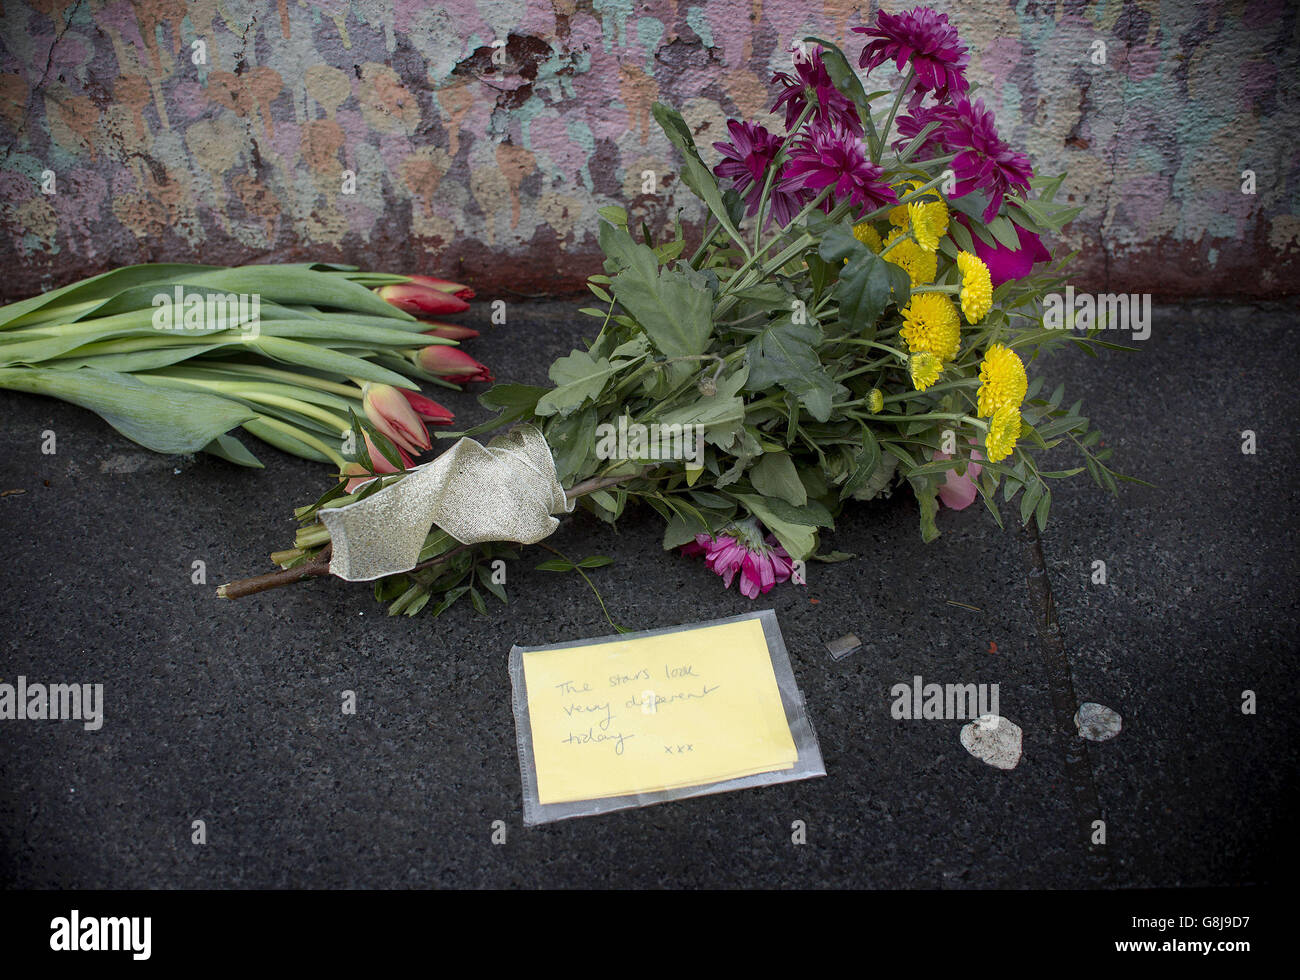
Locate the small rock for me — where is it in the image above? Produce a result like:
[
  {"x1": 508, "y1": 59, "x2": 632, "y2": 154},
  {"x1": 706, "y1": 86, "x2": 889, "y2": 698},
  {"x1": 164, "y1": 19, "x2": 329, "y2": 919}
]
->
[
  {"x1": 1075, "y1": 702, "x2": 1122, "y2": 741},
  {"x1": 824, "y1": 633, "x2": 861, "y2": 661},
  {"x1": 960, "y1": 715, "x2": 1022, "y2": 770}
]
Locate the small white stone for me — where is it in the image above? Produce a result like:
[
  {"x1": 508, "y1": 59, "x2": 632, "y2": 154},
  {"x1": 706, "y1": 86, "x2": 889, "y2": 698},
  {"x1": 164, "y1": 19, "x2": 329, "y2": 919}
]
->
[
  {"x1": 1075, "y1": 702, "x2": 1122, "y2": 741},
  {"x1": 960, "y1": 715, "x2": 1022, "y2": 769}
]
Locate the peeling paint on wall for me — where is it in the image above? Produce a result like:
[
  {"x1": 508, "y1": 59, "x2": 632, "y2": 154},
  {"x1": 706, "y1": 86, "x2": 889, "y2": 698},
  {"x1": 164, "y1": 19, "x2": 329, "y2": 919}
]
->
[{"x1": 0, "y1": 0, "x2": 1296, "y2": 300}]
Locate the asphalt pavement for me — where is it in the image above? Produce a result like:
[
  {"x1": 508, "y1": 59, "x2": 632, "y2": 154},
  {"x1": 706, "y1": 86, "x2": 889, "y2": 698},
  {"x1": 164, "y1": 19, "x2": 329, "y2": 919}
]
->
[{"x1": 1, "y1": 298, "x2": 1295, "y2": 888}]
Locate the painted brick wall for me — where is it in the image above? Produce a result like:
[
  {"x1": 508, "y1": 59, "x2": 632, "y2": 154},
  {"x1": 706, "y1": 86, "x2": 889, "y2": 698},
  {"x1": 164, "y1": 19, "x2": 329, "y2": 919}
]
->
[{"x1": 1, "y1": 0, "x2": 1296, "y2": 302}]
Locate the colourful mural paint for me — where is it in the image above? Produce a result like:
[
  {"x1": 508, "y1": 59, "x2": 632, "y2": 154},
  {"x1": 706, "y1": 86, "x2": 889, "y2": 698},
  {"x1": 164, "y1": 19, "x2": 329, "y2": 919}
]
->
[{"x1": 0, "y1": 0, "x2": 1296, "y2": 300}]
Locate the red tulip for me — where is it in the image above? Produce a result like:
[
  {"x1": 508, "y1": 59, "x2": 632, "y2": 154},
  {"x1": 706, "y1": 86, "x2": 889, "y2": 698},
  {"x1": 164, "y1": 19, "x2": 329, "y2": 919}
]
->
[
  {"x1": 407, "y1": 274, "x2": 475, "y2": 301},
  {"x1": 422, "y1": 322, "x2": 480, "y2": 341},
  {"x1": 361, "y1": 382, "x2": 431, "y2": 455},
  {"x1": 417, "y1": 345, "x2": 494, "y2": 384},
  {"x1": 377, "y1": 282, "x2": 470, "y2": 316},
  {"x1": 343, "y1": 433, "x2": 414, "y2": 491},
  {"x1": 399, "y1": 388, "x2": 455, "y2": 425}
]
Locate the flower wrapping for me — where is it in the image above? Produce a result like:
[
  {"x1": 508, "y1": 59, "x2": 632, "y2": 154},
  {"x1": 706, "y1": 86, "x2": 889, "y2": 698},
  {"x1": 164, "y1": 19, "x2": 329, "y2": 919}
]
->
[{"x1": 318, "y1": 424, "x2": 573, "y2": 581}]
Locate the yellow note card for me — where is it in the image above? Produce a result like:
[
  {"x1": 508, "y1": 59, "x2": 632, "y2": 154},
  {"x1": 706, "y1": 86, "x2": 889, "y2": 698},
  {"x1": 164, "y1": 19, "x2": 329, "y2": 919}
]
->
[{"x1": 521, "y1": 617, "x2": 798, "y2": 804}]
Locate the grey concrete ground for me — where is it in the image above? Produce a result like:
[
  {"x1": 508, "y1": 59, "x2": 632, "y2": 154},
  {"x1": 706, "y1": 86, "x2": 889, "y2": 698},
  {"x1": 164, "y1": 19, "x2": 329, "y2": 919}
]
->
[{"x1": 0, "y1": 299, "x2": 1295, "y2": 889}]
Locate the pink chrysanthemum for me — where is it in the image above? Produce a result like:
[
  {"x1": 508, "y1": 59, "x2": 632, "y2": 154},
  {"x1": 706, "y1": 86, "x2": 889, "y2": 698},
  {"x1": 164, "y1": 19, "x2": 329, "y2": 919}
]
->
[
  {"x1": 937, "y1": 97, "x2": 1033, "y2": 222},
  {"x1": 679, "y1": 525, "x2": 796, "y2": 599},
  {"x1": 712, "y1": 119, "x2": 805, "y2": 227},
  {"x1": 779, "y1": 119, "x2": 897, "y2": 217},
  {"x1": 854, "y1": 6, "x2": 970, "y2": 102},
  {"x1": 771, "y1": 46, "x2": 863, "y2": 136}
]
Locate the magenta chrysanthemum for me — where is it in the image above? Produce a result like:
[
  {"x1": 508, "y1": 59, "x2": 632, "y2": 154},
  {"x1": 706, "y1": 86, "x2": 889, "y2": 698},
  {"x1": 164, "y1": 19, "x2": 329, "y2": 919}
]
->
[
  {"x1": 771, "y1": 47, "x2": 863, "y2": 136},
  {"x1": 712, "y1": 119, "x2": 804, "y2": 226},
  {"x1": 892, "y1": 102, "x2": 956, "y2": 156},
  {"x1": 779, "y1": 119, "x2": 897, "y2": 216},
  {"x1": 937, "y1": 97, "x2": 1034, "y2": 222},
  {"x1": 854, "y1": 6, "x2": 970, "y2": 102},
  {"x1": 680, "y1": 527, "x2": 795, "y2": 599},
  {"x1": 713, "y1": 119, "x2": 780, "y2": 202}
]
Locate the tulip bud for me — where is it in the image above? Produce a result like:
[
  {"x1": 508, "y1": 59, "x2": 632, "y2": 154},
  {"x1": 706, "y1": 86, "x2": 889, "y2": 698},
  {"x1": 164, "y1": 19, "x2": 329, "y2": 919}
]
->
[
  {"x1": 377, "y1": 282, "x2": 470, "y2": 316},
  {"x1": 363, "y1": 431, "x2": 414, "y2": 472},
  {"x1": 342, "y1": 434, "x2": 412, "y2": 490},
  {"x1": 399, "y1": 389, "x2": 455, "y2": 425},
  {"x1": 361, "y1": 382, "x2": 432, "y2": 455},
  {"x1": 422, "y1": 322, "x2": 480, "y2": 341},
  {"x1": 407, "y1": 274, "x2": 475, "y2": 301},
  {"x1": 417, "y1": 345, "x2": 494, "y2": 384}
]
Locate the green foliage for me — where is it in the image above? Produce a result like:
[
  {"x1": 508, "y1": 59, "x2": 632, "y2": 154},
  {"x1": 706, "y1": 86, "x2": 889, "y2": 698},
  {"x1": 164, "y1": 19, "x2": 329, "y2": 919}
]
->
[{"x1": 275, "y1": 38, "x2": 1143, "y2": 619}]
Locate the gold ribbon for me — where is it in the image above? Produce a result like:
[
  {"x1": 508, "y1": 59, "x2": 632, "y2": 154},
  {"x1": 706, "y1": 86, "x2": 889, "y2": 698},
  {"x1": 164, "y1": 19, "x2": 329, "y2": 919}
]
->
[{"x1": 318, "y1": 424, "x2": 574, "y2": 581}]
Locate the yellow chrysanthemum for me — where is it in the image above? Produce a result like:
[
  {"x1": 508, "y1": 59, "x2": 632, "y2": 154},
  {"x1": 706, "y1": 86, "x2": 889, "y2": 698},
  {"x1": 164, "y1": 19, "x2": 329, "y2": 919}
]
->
[
  {"x1": 853, "y1": 221, "x2": 882, "y2": 252},
  {"x1": 907, "y1": 202, "x2": 938, "y2": 252},
  {"x1": 925, "y1": 195, "x2": 949, "y2": 237},
  {"x1": 909, "y1": 351, "x2": 942, "y2": 391},
  {"x1": 956, "y1": 251, "x2": 993, "y2": 324},
  {"x1": 976, "y1": 343, "x2": 1028, "y2": 417},
  {"x1": 889, "y1": 179, "x2": 923, "y2": 227},
  {"x1": 868, "y1": 388, "x2": 884, "y2": 413},
  {"x1": 984, "y1": 404, "x2": 1022, "y2": 462},
  {"x1": 883, "y1": 228, "x2": 937, "y2": 288},
  {"x1": 900, "y1": 293, "x2": 962, "y2": 362}
]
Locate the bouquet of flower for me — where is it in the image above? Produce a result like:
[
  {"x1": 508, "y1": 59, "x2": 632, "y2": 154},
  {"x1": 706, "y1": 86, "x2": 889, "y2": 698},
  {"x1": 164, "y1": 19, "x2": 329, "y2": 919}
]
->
[
  {"x1": 0, "y1": 263, "x2": 493, "y2": 470},
  {"x1": 216, "y1": 7, "x2": 1137, "y2": 620}
]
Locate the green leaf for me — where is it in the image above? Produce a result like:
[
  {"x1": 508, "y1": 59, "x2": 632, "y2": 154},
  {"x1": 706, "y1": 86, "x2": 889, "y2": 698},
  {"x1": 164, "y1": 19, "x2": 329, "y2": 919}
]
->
[
  {"x1": 745, "y1": 315, "x2": 842, "y2": 422},
  {"x1": 652, "y1": 102, "x2": 745, "y2": 251},
  {"x1": 0, "y1": 263, "x2": 222, "y2": 329},
  {"x1": 908, "y1": 475, "x2": 941, "y2": 543},
  {"x1": 597, "y1": 205, "x2": 628, "y2": 226},
  {"x1": 576, "y1": 555, "x2": 614, "y2": 568},
  {"x1": 599, "y1": 220, "x2": 643, "y2": 273},
  {"x1": 476, "y1": 564, "x2": 508, "y2": 604},
  {"x1": 1020, "y1": 481, "x2": 1042, "y2": 526},
  {"x1": 653, "y1": 367, "x2": 748, "y2": 443},
  {"x1": 0, "y1": 367, "x2": 256, "y2": 455},
  {"x1": 184, "y1": 266, "x2": 412, "y2": 320},
  {"x1": 241, "y1": 419, "x2": 330, "y2": 463},
  {"x1": 545, "y1": 405, "x2": 597, "y2": 484},
  {"x1": 750, "y1": 451, "x2": 807, "y2": 506},
  {"x1": 611, "y1": 247, "x2": 713, "y2": 359},
  {"x1": 429, "y1": 586, "x2": 469, "y2": 618},
  {"x1": 1035, "y1": 487, "x2": 1051, "y2": 532},
  {"x1": 252, "y1": 336, "x2": 418, "y2": 389},
  {"x1": 534, "y1": 559, "x2": 575, "y2": 572},
  {"x1": 663, "y1": 512, "x2": 703, "y2": 550},
  {"x1": 202, "y1": 432, "x2": 264, "y2": 468},
  {"x1": 450, "y1": 383, "x2": 548, "y2": 438},
  {"x1": 734, "y1": 493, "x2": 820, "y2": 561},
  {"x1": 986, "y1": 215, "x2": 1024, "y2": 250},
  {"x1": 535, "y1": 350, "x2": 621, "y2": 417},
  {"x1": 819, "y1": 224, "x2": 908, "y2": 330},
  {"x1": 841, "y1": 425, "x2": 882, "y2": 499},
  {"x1": 812, "y1": 551, "x2": 855, "y2": 563}
]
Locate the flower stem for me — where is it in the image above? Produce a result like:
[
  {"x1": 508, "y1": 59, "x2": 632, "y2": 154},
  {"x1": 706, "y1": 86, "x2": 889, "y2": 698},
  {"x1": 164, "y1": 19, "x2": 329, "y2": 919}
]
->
[
  {"x1": 752, "y1": 103, "x2": 813, "y2": 251},
  {"x1": 253, "y1": 416, "x2": 347, "y2": 468},
  {"x1": 876, "y1": 66, "x2": 916, "y2": 161}
]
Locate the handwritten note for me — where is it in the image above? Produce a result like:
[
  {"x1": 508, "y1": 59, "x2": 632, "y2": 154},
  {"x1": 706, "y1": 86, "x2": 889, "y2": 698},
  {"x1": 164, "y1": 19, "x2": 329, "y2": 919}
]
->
[{"x1": 521, "y1": 617, "x2": 798, "y2": 804}]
